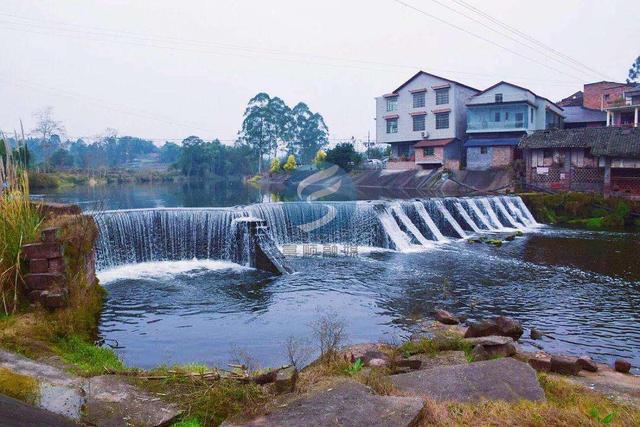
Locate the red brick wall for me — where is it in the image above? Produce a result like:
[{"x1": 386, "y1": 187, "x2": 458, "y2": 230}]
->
[
  {"x1": 491, "y1": 146, "x2": 514, "y2": 168},
  {"x1": 415, "y1": 146, "x2": 444, "y2": 164},
  {"x1": 583, "y1": 82, "x2": 633, "y2": 109}
]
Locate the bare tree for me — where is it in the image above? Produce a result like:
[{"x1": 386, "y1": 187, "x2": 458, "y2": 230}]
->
[
  {"x1": 284, "y1": 336, "x2": 313, "y2": 368},
  {"x1": 310, "y1": 309, "x2": 346, "y2": 363},
  {"x1": 32, "y1": 107, "x2": 65, "y2": 170}
]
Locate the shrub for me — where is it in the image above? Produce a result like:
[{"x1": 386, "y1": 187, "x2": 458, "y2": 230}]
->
[
  {"x1": 269, "y1": 158, "x2": 281, "y2": 173},
  {"x1": 27, "y1": 172, "x2": 60, "y2": 190},
  {"x1": 283, "y1": 155, "x2": 297, "y2": 172},
  {"x1": 314, "y1": 150, "x2": 327, "y2": 167}
]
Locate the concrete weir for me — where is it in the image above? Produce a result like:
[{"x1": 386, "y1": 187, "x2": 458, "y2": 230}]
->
[{"x1": 237, "y1": 217, "x2": 293, "y2": 275}]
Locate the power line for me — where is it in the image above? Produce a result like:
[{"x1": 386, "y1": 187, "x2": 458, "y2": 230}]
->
[
  {"x1": 450, "y1": 0, "x2": 615, "y2": 81},
  {"x1": 424, "y1": 0, "x2": 612, "y2": 80},
  {"x1": 0, "y1": 10, "x2": 581, "y2": 86},
  {"x1": 390, "y1": 0, "x2": 590, "y2": 82}
]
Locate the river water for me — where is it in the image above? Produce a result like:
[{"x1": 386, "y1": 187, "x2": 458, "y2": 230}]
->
[{"x1": 36, "y1": 182, "x2": 640, "y2": 371}]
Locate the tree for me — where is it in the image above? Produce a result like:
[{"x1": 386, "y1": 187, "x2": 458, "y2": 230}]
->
[
  {"x1": 238, "y1": 93, "x2": 275, "y2": 174},
  {"x1": 49, "y1": 148, "x2": 74, "y2": 169},
  {"x1": 290, "y1": 103, "x2": 329, "y2": 164},
  {"x1": 628, "y1": 56, "x2": 640, "y2": 84},
  {"x1": 325, "y1": 143, "x2": 362, "y2": 172},
  {"x1": 159, "y1": 142, "x2": 181, "y2": 164},
  {"x1": 283, "y1": 154, "x2": 297, "y2": 172},
  {"x1": 31, "y1": 107, "x2": 65, "y2": 170},
  {"x1": 314, "y1": 149, "x2": 327, "y2": 167}
]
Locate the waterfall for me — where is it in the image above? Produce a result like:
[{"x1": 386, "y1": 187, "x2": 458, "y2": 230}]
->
[
  {"x1": 413, "y1": 201, "x2": 447, "y2": 242},
  {"x1": 465, "y1": 199, "x2": 494, "y2": 230},
  {"x1": 390, "y1": 203, "x2": 432, "y2": 247},
  {"x1": 453, "y1": 201, "x2": 482, "y2": 233},
  {"x1": 93, "y1": 196, "x2": 537, "y2": 269},
  {"x1": 434, "y1": 200, "x2": 467, "y2": 238}
]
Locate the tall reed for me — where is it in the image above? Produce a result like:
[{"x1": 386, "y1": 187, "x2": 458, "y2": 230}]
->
[{"x1": 0, "y1": 137, "x2": 42, "y2": 315}]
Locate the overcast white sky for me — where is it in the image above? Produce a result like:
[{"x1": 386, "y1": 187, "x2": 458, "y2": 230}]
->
[{"x1": 0, "y1": 0, "x2": 638, "y2": 145}]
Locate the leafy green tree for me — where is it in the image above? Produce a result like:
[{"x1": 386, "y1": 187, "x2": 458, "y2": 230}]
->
[
  {"x1": 290, "y1": 102, "x2": 329, "y2": 164},
  {"x1": 159, "y1": 142, "x2": 181, "y2": 164},
  {"x1": 283, "y1": 154, "x2": 297, "y2": 172},
  {"x1": 270, "y1": 158, "x2": 281, "y2": 173},
  {"x1": 628, "y1": 56, "x2": 640, "y2": 84},
  {"x1": 325, "y1": 143, "x2": 362, "y2": 172},
  {"x1": 49, "y1": 148, "x2": 74, "y2": 169}
]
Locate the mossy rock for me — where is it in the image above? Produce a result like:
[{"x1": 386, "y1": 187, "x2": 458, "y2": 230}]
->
[{"x1": 0, "y1": 367, "x2": 39, "y2": 403}]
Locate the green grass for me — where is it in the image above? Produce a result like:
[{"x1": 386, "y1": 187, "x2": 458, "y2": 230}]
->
[
  {"x1": 398, "y1": 333, "x2": 472, "y2": 359},
  {"x1": 172, "y1": 417, "x2": 203, "y2": 427},
  {"x1": 55, "y1": 335, "x2": 124, "y2": 376}
]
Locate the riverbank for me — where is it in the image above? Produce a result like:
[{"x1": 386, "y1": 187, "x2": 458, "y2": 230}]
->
[
  {"x1": 521, "y1": 192, "x2": 640, "y2": 231},
  {"x1": 28, "y1": 169, "x2": 185, "y2": 191}
]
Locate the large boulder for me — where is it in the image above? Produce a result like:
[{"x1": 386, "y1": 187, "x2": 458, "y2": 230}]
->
[
  {"x1": 435, "y1": 309, "x2": 459, "y2": 325},
  {"x1": 392, "y1": 358, "x2": 545, "y2": 403},
  {"x1": 227, "y1": 380, "x2": 424, "y2": 427},
  {"x1": 614, "y1": 359, "x2": 632, "y2": 374},
  {"x1": 463, "y1": 336, "x2": 516, "y2": 362},
  {"x1": 577, "y1": 356, "x2": 598, "y2": 373},
  {"x1": 550, "y1": 356, "x2": 581, "y2": 376},
  {"x1": 464, "y1": 316, "x2": 523, "y2": 341}
]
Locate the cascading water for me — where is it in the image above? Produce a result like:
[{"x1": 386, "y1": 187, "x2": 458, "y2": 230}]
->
[{"x1": 93, "y1": 196, "x2": 538, "y2": 270}]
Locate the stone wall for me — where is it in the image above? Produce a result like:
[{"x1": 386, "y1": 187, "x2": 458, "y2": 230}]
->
[{"x1": 21, "y1": 212, "x2": 98, "y2": 310}]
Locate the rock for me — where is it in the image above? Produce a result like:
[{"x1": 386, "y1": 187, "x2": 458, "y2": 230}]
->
[
  {"x1": 463, "y1": 336, "x2": 514, "y2": 347},
  {"x1": 470, "y1": 342, "x2": 516, "y2": 361},
  {"x1": 0, "y1": 394, "x2": 79, "y2": 427},
  {"x1": 228, "y1": 380, "x2": 424, "y2": 427},
  {"x1": 435, "y1": 309, "x2": 459, "y2": 325},
  {"x1": 528, "y1": 357, "x2": 552, "y2": 372},
  {"x1": 495, "y1": 316, "x2": 524, "y2": 340},
  {"x1": 464, "y1": 320, "x2": 499, "y2": 338},
  {"x1": 343, "y1": 343, "x2": 390, "y2": 364},
  {"x1": 577, "y1": 356, "x2": 598, "y2": 373},
  {"x1": 362, "y1": 350, "x2": 390, "y2": 368},
  {"x1": 84, "y1": 375, "x2": 182, "y2": 426},
  {"x1": 614, "y1": 359, "x2": 632, "y2": 374},
  {"x1": 275, "y1": 366, "x2": 297, "y2": 394},
  {"x1": 550, "y1": 356, "x2": 581, "y2": 376},
  {"x1": 394, "y1": 358, "x2": 422, "y2": 371},
  {"x1": 406, "y1": 351, "x2": 467, "y2": 371},
  {"x1": 530, "y1": 328, "x2": 544, "y2": 340},
  {"x1": 392, "y1": 358, "x2": 545, "y2": 403}
]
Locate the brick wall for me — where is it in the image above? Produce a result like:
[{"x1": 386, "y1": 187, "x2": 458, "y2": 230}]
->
[
  {"x1": 491, "y1": 146, "x2": 515, "y2": 168},
  {"x1": 414, "y1": 146, "x2": 444, "y2": 164},
  {"x1": 583, "y1": 82, "x2": 633, "y2": 109}
]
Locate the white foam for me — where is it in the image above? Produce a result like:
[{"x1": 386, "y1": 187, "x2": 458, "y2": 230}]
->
[{"x1": 98, "y1": 259, "x2": 252, "y2": 284}]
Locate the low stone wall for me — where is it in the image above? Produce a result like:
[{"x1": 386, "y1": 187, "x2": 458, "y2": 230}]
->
[{"x1": 21, "y1": 209, "x2": 98, "y2": 310}]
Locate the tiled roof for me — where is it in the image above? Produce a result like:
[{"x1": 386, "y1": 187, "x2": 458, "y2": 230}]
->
[
  {"x1": 519, "y1": 127, "x2": 640, "y2": 159},
  {"x1": 414, "y1": 138, "x2": 457, "y2": 148},
  {"x1": 557, "y1": 91, "x2": 583, "y2": 107}
]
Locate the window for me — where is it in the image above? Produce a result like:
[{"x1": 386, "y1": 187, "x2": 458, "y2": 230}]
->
[
  {"x1": 531, "y1": 108, "x2": 534, "y2": 122},
  {"x1": 423, "y1": 147, "x2": 435, "y2": 156},
  {"x1": 386, "y1": 118, "x2": 398, "y2": 134},
  {"x1": 480, "y1": 146, "x2": 488, "y2": 154},
  {"x1": 435, "y1": 88, "x2": 449, "y2": 105},
  {"x1": 413, "y1": 92, "x2": 425, "y2": 108},
  {"x1": 495, "y1": 93, "x2": 503, "y2": 103},
  {"x1": 515, "y1": 112, "x2": 524, "y2": 127},
  {"x1": 412, "y1": 114, "x2": 426, "y2": 131},
  {"x1": 494, "y1": 112, "x2": 501, "y2": 122},
  {"x1": 386, "y1": 97, "x2": 397, "y2": 112},
  {"x1": 435, "y1": 112, "x2": 449, "y2": 129},
  {"x1": 505, "y1": 112, "x2": 510, "y2": 120}
]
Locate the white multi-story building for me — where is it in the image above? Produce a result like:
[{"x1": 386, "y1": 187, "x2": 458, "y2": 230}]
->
[{"x1": 375, "y1": 71, "x2": 479, "y2": 170}]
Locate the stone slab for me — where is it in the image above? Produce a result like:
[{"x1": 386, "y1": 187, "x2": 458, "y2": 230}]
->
[
  {"x1": 0, "y1": 394, "x2": 79, "y2": 427},
  {"x1": 392, "y1": 358, "x2": 545, "y2": 403},
  {"x1": 84, "y1": 375, "x2": 181, "y2": 427},
  {"x1": 228, "y1": 380, "x2": 423, "y2": 427},
  {"x1": 25, "y1": 273, "x2": 64, "y2": 291},
  {"x1": 21, "y1": 242, "x2": 63, "y2": 259},
  {"x1": 463, "y1": 336, "x2": 514, "y2": 347}
]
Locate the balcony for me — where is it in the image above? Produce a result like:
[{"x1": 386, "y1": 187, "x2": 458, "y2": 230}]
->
[{"x1": 467, "y1": 104, "x2": 529, "y2": 133}]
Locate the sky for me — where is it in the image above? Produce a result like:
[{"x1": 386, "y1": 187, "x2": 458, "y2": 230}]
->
[{"x1": 0, "y1": 0, "x2": 638, "y2": 146}]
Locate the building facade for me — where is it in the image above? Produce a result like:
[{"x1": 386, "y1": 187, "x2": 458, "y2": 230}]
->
[
  {"x1": 604, "y1": 85, "x2": 640, "y2": 128},
  {"x1": 464, "y1": 82, "x2": 564, "y2": 171},
  {"x1": 375, "y1": 71, "x2": 478, "y2": 170}
]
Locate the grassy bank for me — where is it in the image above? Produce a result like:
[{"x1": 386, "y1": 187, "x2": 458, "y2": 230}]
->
[
  {"x1": 521, "y1": 192, "x2": 640, "y2": 231},
  {"x1": 28, "y1": 169, "x2": 182, "y2": 190}
]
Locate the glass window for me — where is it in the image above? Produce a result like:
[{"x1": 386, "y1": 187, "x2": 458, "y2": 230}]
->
[
  {"x1": 495, "y1": 93, "x2": 503, "y2": 103},
  {"x1": 494, "y1": 112, "x2": 501, "y2": 122},
  {"x1": 480, "y1": 146, "x2": 488, "y2": 154},
  {"x1": 435, "y1": 112, "x2": 449, "y2": 129},
  {"x1": 386, "y1": 118, "x2": 398, "y2": 134},
  {"x1": 531, "y1": 108, "x2": 534, "y2": 122},
  {"x1": 423, "y1": 147, "x2": 434, "y2": 156},
  {"x1": 515, "y1": 112, "x2": 524, "y2": 127},
  {"x1": 386, "y1": 97, "x2": 397, "y2": 112},
  {"x1": 435, "y1": 88, "x2": 449, "y2": 105},
  {"x1": 413, "y1": 92, "x2": 425, "y2": 108},
  {"x1": 412, "y1": 114, "x2": 426, "y2": 131}
]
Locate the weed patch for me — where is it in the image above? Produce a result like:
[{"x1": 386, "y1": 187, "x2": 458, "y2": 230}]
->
[{"x1": 0, "y1": 367, "x2": 39, "y2": 403}]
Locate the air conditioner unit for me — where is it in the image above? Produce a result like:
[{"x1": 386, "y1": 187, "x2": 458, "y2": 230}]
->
[{"x1": 421, "y1": 131, "x2": 429, "y2": 139}]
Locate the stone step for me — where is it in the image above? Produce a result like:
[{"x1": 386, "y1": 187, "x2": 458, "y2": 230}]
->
[
  {"x1": 25, "y1": 273, "x2": 65, "y2": 291},
  {"x1": 391, "y1": 358, "x2": 545, "y2": 403},
  {"x1": 225, "y1": 380, "x2": 423, "y2": 427},
  {"x1": 21, "y1": 242, "x2": 63, "y2": 259}
]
